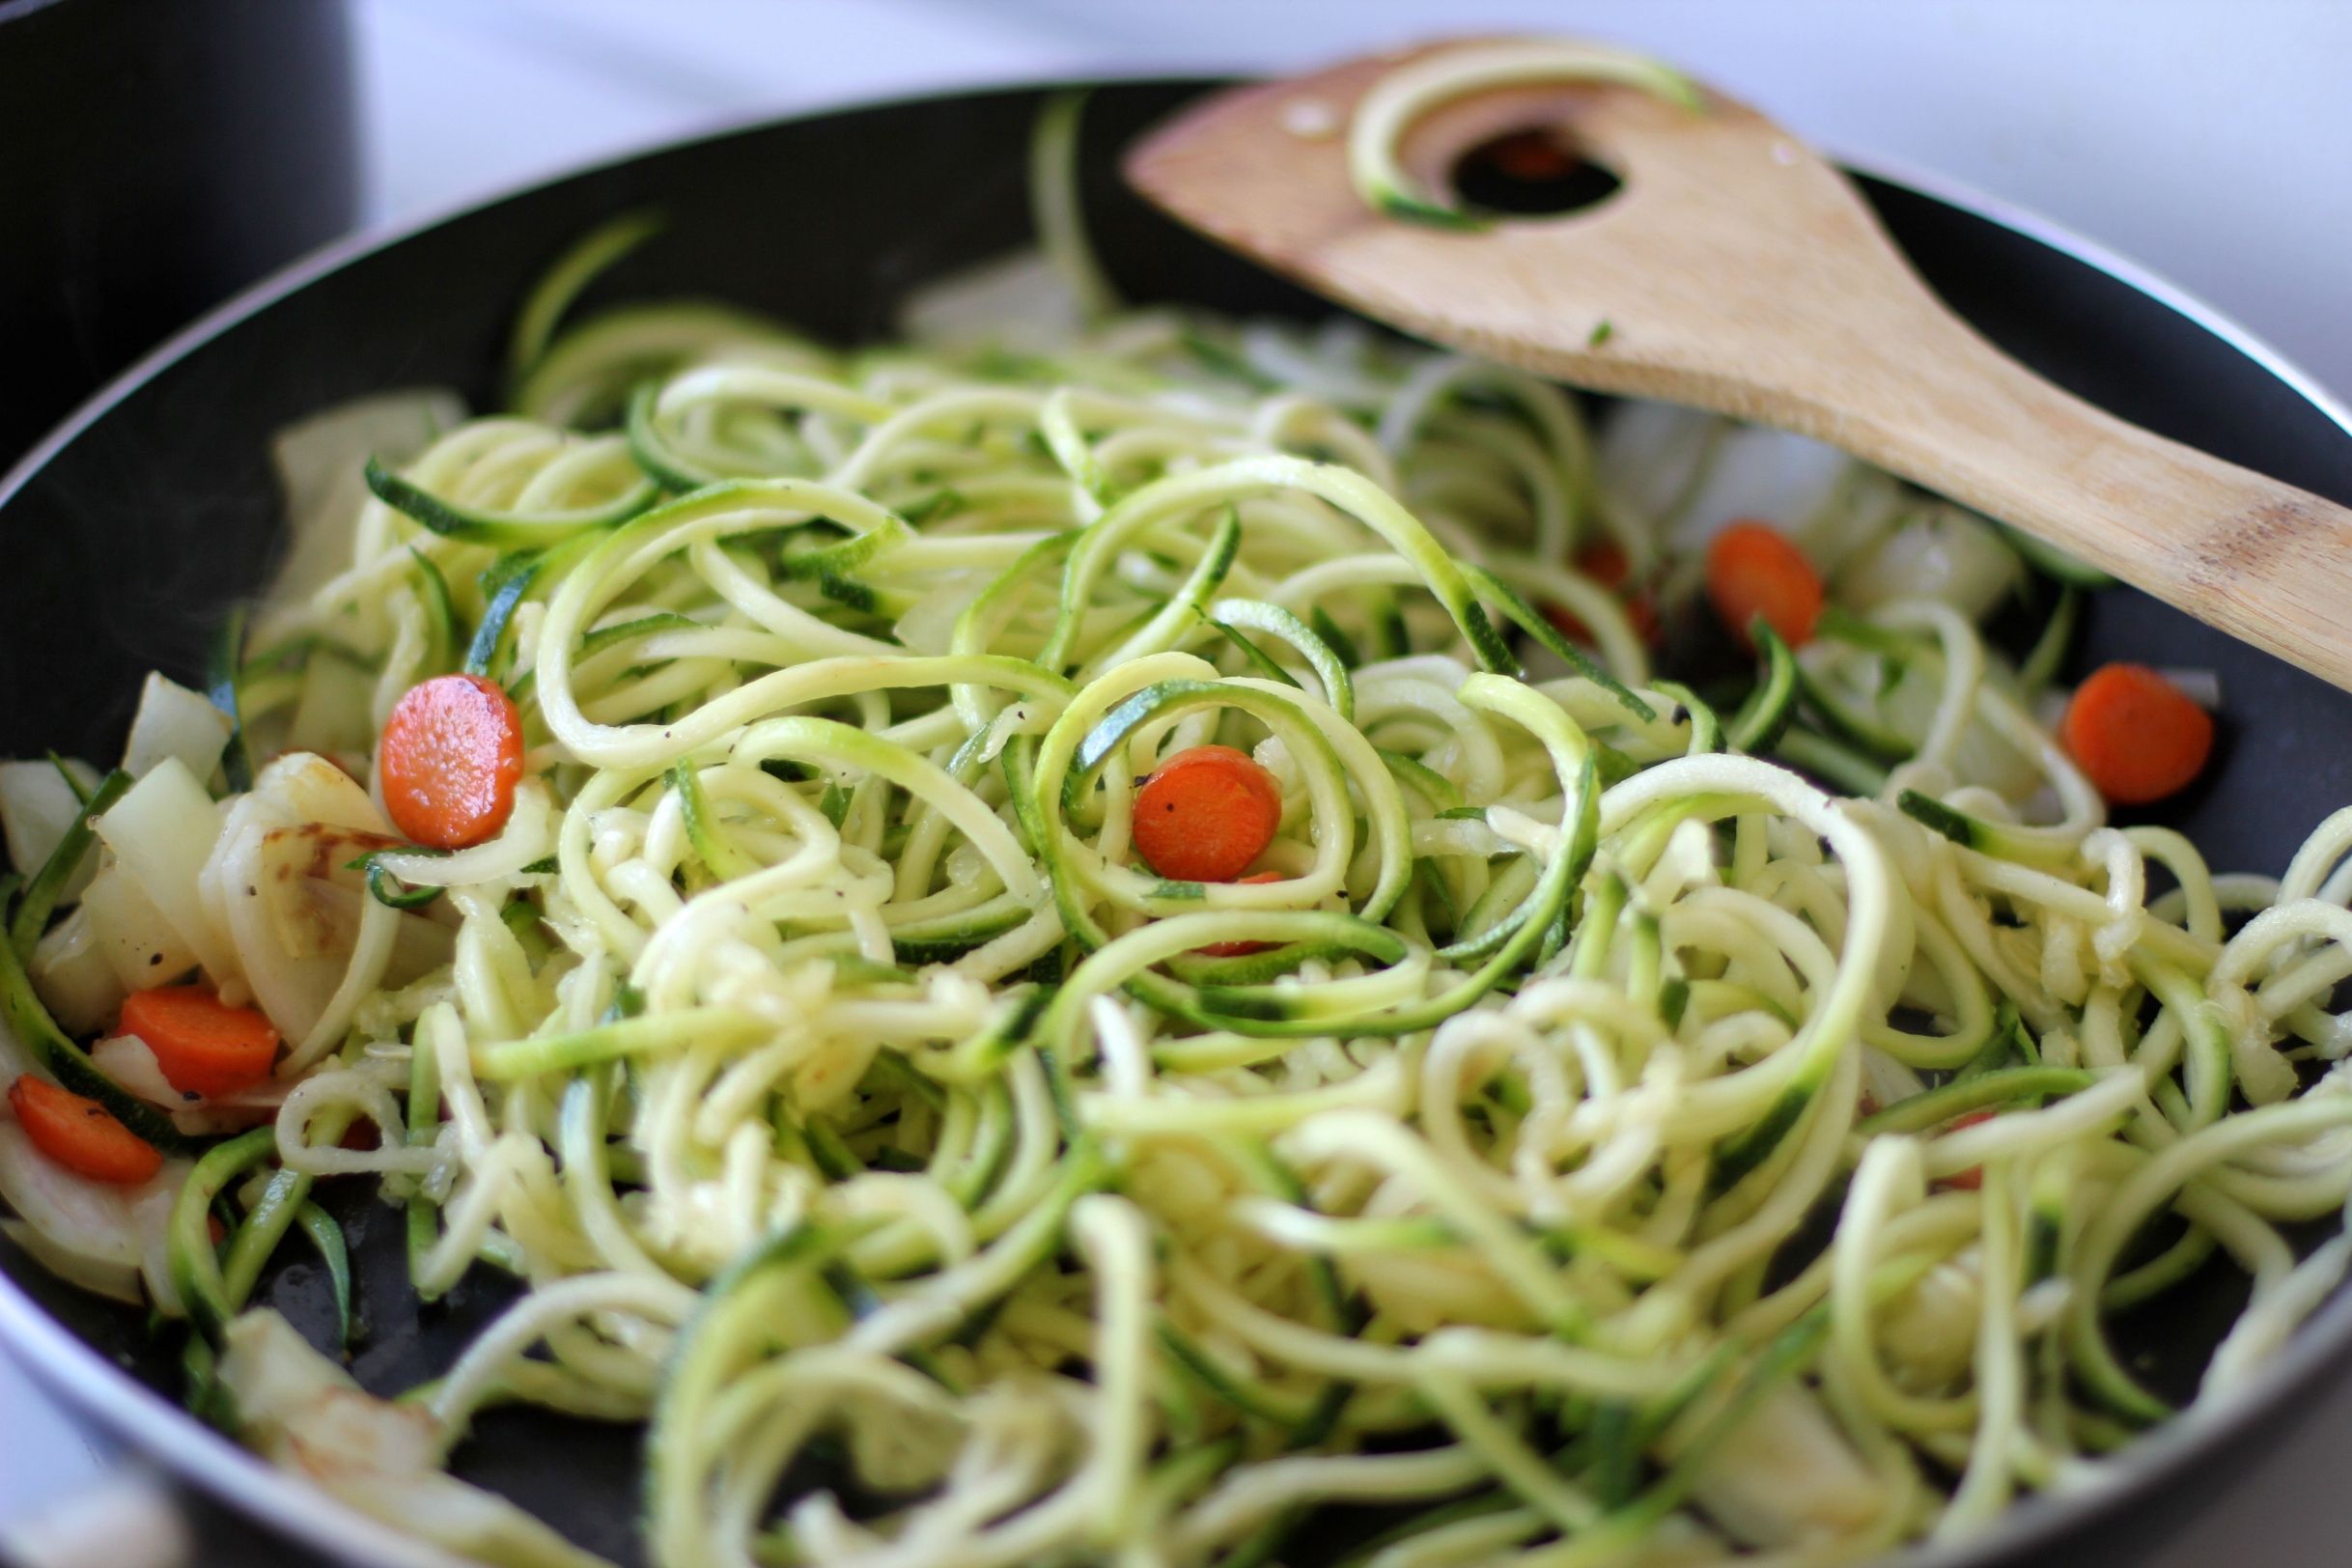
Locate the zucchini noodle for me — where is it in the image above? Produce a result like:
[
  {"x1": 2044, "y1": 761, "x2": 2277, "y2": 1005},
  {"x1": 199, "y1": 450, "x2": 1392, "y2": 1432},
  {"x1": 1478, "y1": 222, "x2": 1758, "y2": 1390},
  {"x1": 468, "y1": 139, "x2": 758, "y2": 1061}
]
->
[{"x1": 5, "y1": 80, "x2": 2352, "y2": 1568}]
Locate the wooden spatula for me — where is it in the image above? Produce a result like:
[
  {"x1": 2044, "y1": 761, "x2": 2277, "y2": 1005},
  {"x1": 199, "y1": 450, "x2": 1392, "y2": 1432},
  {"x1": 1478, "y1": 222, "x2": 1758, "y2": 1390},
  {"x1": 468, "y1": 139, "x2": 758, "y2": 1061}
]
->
[{"x1": 1126, "y1": 39, "x2": 2352, "y2": 692}]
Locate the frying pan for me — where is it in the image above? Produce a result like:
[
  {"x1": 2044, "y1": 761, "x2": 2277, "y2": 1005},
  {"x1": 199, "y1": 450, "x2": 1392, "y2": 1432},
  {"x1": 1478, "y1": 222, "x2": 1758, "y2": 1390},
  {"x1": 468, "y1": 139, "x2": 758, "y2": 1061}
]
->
[{"x1": 2, "y1": 77, "x2": 2350, "y2": 1568}]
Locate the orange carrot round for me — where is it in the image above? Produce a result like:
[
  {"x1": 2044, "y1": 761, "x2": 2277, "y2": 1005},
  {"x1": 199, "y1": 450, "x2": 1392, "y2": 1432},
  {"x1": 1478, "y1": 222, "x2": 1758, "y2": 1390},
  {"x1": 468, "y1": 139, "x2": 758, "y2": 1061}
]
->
[
  {"x1": 8, "y1": 1076, "x2": 162, "y2": 1185},
  {"x1": 1705, "y1": 520, "x2": 1822, "y2": 649},
  {"x1": 120, "y1": 986, "x2": 281, "y2": 1099},
  {"x1": 379, "y1": 673, "x2": 525, "y2": 849},
  {"x1": 1132, "y1": 745, "x2": 1281, "y2": 884},
  {"x1": 1577, "y1": 540, "x2": 1633, "y2": 590},
  {"x1": 1543, "y1": 541, "x2": 1660, "y2": 646},
  {"x1": 1939, "y1": 1108, "x2": 1999, "y2": 1191},
  {"x1": 1199, "y1": 871, "x2": 1288, "y2": 958},
  {"x1": 2060, "y1": 663, "x2": 2215, "y2": 806}
]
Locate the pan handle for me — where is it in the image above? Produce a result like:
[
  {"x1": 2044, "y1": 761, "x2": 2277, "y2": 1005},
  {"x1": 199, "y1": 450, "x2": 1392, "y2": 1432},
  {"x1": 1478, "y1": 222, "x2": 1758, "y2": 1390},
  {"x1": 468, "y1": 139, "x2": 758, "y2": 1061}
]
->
[{"x1": 0, "y1": 1468, "x2": 189, "y2": 1568}]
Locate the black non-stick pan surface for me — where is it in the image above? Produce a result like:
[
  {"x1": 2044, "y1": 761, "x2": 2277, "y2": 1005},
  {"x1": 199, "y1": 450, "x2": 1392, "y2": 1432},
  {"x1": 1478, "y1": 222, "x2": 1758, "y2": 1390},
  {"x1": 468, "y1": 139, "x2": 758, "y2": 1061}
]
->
[{"x1": 3, "y1": 78, "x2": 2351, "y2": 1568}]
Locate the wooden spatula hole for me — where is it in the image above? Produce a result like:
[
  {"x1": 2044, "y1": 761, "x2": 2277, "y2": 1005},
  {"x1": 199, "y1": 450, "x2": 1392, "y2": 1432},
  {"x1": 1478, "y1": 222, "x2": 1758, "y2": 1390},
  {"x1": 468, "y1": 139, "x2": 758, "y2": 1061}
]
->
[{"x1": 1451, "y1": 126, "x2": 1622, "y2": 217}]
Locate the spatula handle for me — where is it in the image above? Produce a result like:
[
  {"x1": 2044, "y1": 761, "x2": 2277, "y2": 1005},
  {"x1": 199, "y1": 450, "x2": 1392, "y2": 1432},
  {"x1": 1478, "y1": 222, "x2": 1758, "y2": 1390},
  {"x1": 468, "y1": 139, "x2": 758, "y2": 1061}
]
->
[
  {"x1": 1128, "y1": 42, "x2": 2352, "y2": 692},
  {"x1": 1828, "y1": 312, "x2": 2352, "y2": 690}
]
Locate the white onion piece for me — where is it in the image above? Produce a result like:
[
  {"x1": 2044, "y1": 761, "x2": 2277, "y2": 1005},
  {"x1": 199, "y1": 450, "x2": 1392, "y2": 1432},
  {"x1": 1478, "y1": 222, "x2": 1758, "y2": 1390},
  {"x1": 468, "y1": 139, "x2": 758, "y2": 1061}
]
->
[
  {"x1": 1804, "y1": 465, "x2": 1913, "y2": 574},
  {"x1": 218, "y1": 820, "x2": 348, "y2": 1045},
  {"x1": 1681, "y1": 1383, "x2": 1884, "y2": 1547},
  {"x1": 1859, "y1": 1047, "x2": 1926, "y2": 1115},
  {"x1": 1, "y1": 1218, "x2": 142, "y2": 1305},
  {"x1": 90, "y1": 1035, "x2": 183, "y2": 1108},
  {"x1": 1879, "y1": 1251, "x2": 1985, "y2": 1390},
  {"x1": 80, "y1": 864, "x2": 198, "y2": 991},
  {"x1": 1877, "y1": 666, "x2": 2043, "y2": 800},
  {"x1": 120, "y1": 673, "x2": 233, "y2": 784},
  {"x1": 90, "y1": 1035, "x2": 285, "y2": 1138},
  {"x1": 202, "y1": 752, "x2": 415, "y2": 1041},
  {"x1": 264, "y1": 388, "x2": 467, "y2": 633},
  {"x1": 219, "y1": 1309, "x2": 611, "y2": 1567},
  {"x1": 94, "y1": 758, "x2": 237, "y2": 986},
  {"x1": 1666, "y1": 424, "x2": 1855, "y2": 556},
  {"x1": 130, "y1": 1169, "x2": 191, "y2": 1316},
  {"x1": 1238, "y1": 320, "x2": 1394, "y2": 410},
  {"x1": 0, "y1": 1121, "x2": 139, "y2": 1269},
  {"x1": 253, "y1": 752, "x2": 390, "y2": 836},
  {"x1": 2156, "y1": 667, "x2": 2223, "y2": 710},
  {"x1": 0, "y1": 757, "x2": 101, "y2": 901},
  {"x1": 1596, "y1": 400, "x2": 1718, "y2": 530},
  {"x1": 29, "y1": 908, "x2": 125, "y2": 1037},
  {"x1": 1837, "y1": 505, "x2": 2022, "y2": 621}
]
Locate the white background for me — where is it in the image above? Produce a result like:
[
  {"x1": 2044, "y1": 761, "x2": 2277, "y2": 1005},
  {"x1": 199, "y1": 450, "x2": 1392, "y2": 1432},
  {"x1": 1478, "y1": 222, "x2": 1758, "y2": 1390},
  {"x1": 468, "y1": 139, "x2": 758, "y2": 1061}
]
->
[
  {"x1": 350, "y1": 0, "x2": 2352, "y2": 400},
  {"x1": 5, "y1": 1, "x2": 2351, "y2": 1562}
]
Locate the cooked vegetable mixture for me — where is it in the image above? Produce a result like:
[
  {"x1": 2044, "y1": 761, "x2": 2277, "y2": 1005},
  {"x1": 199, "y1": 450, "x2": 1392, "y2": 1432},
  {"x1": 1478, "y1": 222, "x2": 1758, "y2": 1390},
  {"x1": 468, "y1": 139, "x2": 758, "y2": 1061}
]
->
[{"x1": 2, "y1": 70, "x2": 2347, "y2": 1568}]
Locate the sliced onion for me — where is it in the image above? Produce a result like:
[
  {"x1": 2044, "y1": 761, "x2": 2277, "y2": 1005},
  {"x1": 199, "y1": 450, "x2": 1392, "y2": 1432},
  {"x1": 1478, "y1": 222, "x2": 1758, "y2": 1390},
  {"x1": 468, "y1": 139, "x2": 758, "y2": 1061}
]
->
[
  {"x1": 1837, "y1": 505, "x2": 2022, "y2": 621},
  {"x1": 1859, "y1": 1047, "x2": 1926, "y2": 1115},
  {"x1": 204, "y1": 752, "x2": 426, "y2": 1041},
  {"x1": 265, "y1": 388, "x2": 468, "y2": 630},
  {"x1": 1879, "y1": 1252, "x2": 1984, "y2": 1390},
  {"x1": 121, "y1": 672, "x2": 233, "y2": 783},
  {"x1": 80, "y1": 862, "x2": 199, "y2": 990},
  {"x1": 0, "y1": 757, "x2": 101, "y2": 902},
  {"x1": 130, "y1": 1168, "x2": 190, "y2": 1316},
  {"x1": 254, "y1": 752, "x2": 390, "y2": 836},
  {"x1": 1, "y1": 1218, "x2": 142, "y2": 1305},
  {"x1": 94, "y1": 758, "x2": 237, "y2": 985},
  {"x1": 90, "y1": 1035, "x2": 182, "y2": 1107},
  {"x1": 1802, "y1": 465, "x2": 1912, "y2": 574},
  {"x1": 1681, "y1": 1383, "x2": 1884, "y2": 1548},
  {"x1": 1666, "y1": 424, "x2": 1855, "y2": 555},
  {"x1": 1877, "y1": 664, "x2": 2043, "y2": 799},
  {"x1": 82, "y1": 1036, "x2": 274, "y2": 1138},
  {"x1": 1596, "y1": 400, "x2": 1718, "y2": 530},
  {"x1": 2156, "y1": 667, "x2": 2223, "y2": 710},
  {"x1": 30, "y1": 907, "x2": 126, "y2": 1037},
  {"x1": 0, "y1": 1120, "x2": 139, "y2": 1269}
]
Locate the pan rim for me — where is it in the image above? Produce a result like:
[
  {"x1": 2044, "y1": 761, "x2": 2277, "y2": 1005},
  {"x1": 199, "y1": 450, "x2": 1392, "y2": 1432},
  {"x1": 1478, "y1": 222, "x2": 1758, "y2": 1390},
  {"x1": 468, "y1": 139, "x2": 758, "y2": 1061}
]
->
[{"x1": 2, "y1": 69, "x2": 2348, "y2": 1568}]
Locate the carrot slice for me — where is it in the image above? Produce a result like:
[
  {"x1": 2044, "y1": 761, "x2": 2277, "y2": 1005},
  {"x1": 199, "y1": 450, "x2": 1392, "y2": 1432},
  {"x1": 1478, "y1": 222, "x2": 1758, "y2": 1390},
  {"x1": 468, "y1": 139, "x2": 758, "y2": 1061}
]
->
[
  {"x1": 1940, "y1": 1108, "x2": 1999, "y2": 1190},
  {"x1": 1199, "y1": 871, "x2": 1288, "y2": 958},
  {"x1": 1132, "y1": 746, "x2": 1281, "y2": 884},
  {"x1": 2060, "y1": 663, "x2": 2215, "y2": 806},
  {"x1": 1542, "y1": 541, "x2": 1660, "y2": 646},
  {"x1": 379, "y1": 673, "x2": 525, "y2": 849},
  {"x1": 8, "y1": 1076, "x2": 162, "y2": 1185},
  {"x1": 1705, "y1": 520, "x2": 1822, "y2": 649},
  {"x1": 120, "y1": 986, "x2": 281, "y2": 1098},
  {"x1": 1577, "y1": 541, "x2": 1633, "y2": 590}
]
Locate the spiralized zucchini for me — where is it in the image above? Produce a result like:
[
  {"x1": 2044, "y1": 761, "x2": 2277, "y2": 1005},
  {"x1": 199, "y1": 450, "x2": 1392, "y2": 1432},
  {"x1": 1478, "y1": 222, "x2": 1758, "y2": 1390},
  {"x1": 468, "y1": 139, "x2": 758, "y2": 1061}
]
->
[{"x1": 6, "y1": 86, "x2": 2352, "y2": 1568}]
